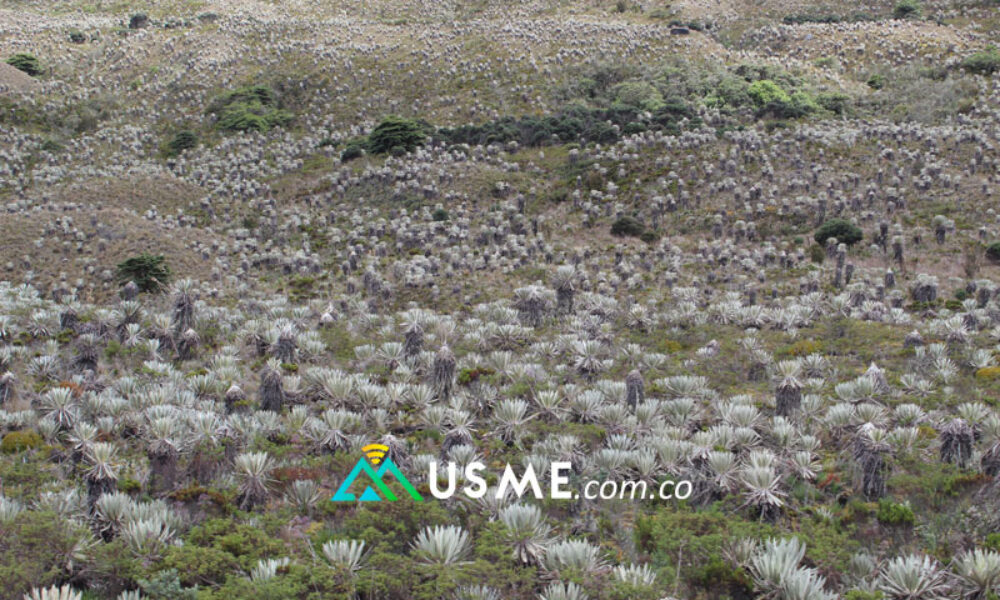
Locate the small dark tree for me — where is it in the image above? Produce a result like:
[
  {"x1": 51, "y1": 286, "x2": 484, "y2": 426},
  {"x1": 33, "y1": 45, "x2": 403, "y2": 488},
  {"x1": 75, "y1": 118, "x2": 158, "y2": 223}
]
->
[
  {"x1": 986, "y1": 241, "x2": 1000, "y2": 263},
  {"x1": 610, "y1": 215, "x2": 645, "y2": 237},
  {"x1": 892, "y1": 0, "x2": 921, "y2": 18},
  {"x1": 128, "y1": 13, "x2": 149, "y2": 29},
  {"x1": 961, "y1": 47, "x2": 1000, "y2": 75},
  {"x1": 5, "y1": 53, "x2": 42, "y2": 76},
  {"x1": 116, "y1": 253, "x2": 171, "y2": 293},
  {"x1": 367, "y1": 116, "x2": 426, "y2": 154},
  {"x1": 167, "y1": 130, "x2": 198, "y2": 156},
  {"x1": 814, "y1": 219, "x2": 863, "y2": 246}
]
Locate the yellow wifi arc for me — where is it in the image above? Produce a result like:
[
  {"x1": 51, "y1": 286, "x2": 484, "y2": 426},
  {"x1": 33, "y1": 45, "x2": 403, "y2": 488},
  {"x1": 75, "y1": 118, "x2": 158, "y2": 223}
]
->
[{"x1": 362, "y1": 443, "x2": 389, "y2": 465}]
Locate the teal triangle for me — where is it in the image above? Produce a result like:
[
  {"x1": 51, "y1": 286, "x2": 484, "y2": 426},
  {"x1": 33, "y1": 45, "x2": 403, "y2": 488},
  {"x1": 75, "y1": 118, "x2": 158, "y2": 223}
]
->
[{"x1": 359, "y1": 486, "x2": 381, "y2": 502}]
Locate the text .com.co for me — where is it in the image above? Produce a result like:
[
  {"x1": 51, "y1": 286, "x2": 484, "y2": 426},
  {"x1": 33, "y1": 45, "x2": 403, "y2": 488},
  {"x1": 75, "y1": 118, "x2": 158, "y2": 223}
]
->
[
  {"x1": 330, "y1": 444, "x2": 693, "y2": 503},
  {"x1": 428, "y1": 462, "x2": 694, "y2": 501}
]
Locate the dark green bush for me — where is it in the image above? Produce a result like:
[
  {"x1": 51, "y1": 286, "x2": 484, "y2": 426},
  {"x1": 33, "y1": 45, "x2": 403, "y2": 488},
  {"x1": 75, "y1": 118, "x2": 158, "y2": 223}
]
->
[
  {"x1": 5, "y1": 53, "x2": 42, "y2": 77},
  {"x1": 814, "y1": 219, "x2": 863, "y2": 246},
  {"x1": 69, "y1": 31, "x2": 86, "y2": 44},
  {"x1": 639, "y1": 230, "x2": 661, "y2": 243},
  {"x1": 432, "y1": 208, "x2": 450, "y2": 221},
  {"x1": 217, "y1": 102, "x2": 293, "y2": 133},
  {"x1": 167, "y1": 130, "x2": 198, "y2": 156},
  {"x1": 986, "y1": 241, "x2": 1000, "y2": 262},
  {"x1": 340, "y1": 142, "x2": 365, "y2": 162},
  {"x1": 782, "y1": 12, "x2": 875, "y2": 24},
  {"x1": 962, "y1": 47, "x2": 1000, "y2": 75},
  {"x1": 438, "y1": 102, "x2": 696, "y2": 149},
  {"x1": 367, "y1": 116, "x2": 426, "y2": 155},
  {"x1": 817, "y1": 92, "x2": 850, "y2": 114},
  {"x1": 866, "y1": 74, "x2": 886, "y2": 90},
  {"x1": 611, "y1": 215, "x2": 646, "y2": 237},
  {"x1": 0, "y1": 511, "x2": 89, "y2": 597},
  {"x1": 129, "y1": 13, "x2": 149, "y2": 29},
  {"x1": 892, "y1": 0, "x2": 921, "y2": 19},
  {"x1": 210, "y1": 85, "x2": 293, "y2": 133},
  {"x1": 116, "y1": 253, "x2": 171, "y2": 293},
  {"x1": 201, "y1": 564, "x2": 352, "y2": 600}
]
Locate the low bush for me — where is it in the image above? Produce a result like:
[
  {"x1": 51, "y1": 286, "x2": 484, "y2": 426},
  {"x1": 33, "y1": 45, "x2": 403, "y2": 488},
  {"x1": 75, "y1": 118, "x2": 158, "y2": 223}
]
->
[
  {"x1": 975, "y1": 367, "x2": 1000, "y2": 381},
  {"x1": 209, "y1": 85, "x2": 293, "y2": 133},
  {"x1": 5, "y1": 53, "x2": 42, "y2": 76},
  {"x1": 782, "y1": 11, "x2": 876, "y2": 24},
  {"x1": 892, "y1": 0, "x2": 921, "y2": 19},
  {"x1": 116, "y1": 253, "x2": 171, "y2": 293},
  {"x1": 367, "y1": 116, "x2": 427, "y2": 155},
  {"x1": 1, "y1": 430, "x2": 43, "y2": 453},
  {"x1": 0, "y1": 511, "x2": 89, "y2": 597},
  {"x1": 611, "y1": 216, "x2": 645, "y2": 237},
  {"x1": 129, "y1": 13, "x2": 149, "y2": 29},
  {"x1": 438, "y1": 102, "x2": 697, "y2": 148},
  {"x1": 814, "y1": 219, "x2": 863, "y2": 246},
  {"x1": 985, "y1": 241, "x2": 1000, "y2": 262},
  {"x1": 876, "y1": 498, "x2": 915, "y2": 526},
  {"x1": 961, "y1": 47, "x2": 1000, "y2": 75},
  {"x1": 340, "y1": 141, "x2": 365, "y2": 162},
  {"x1": 167, "y1": 130, "x2": 197, "y2": 156}
]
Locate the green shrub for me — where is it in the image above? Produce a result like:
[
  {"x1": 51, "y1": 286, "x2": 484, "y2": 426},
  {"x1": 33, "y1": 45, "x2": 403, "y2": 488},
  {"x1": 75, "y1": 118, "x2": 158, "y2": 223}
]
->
[
  {"x1": 611, "y1": 215, "x2": 646, "y2": 237},
  {"x1": 1, "y1": 430, "x2": 43, "y2": 453},
  {"x1": 367, "y1": 116, "x2": 426, "y2": 155},
  {"x1": 160, "y1": 545, "x2": 241, "y2": 587},
  {"x1": 962, "y1": 47, "x2": 1000, "y2": 75},
  {"x1": 876, "y1": 498, "x2": 915, "y2": 526},
  {"x1": 183, "y1": 518, "x2": 286, "y2": 570},
  {"x1": 217, "y1": 102, "x2": 293, "y2": 132},
  {"x1": 613, "y1": 80, "x2": 665, "y2": 111},
  {"x1": 639, "y1": 229, "x2": 661, "y2": 243},
  {"x1": 986, "y1": 532, "x2": 1000, "y2": 552},
  {"x1": 5, "y1": 53, "x2": 42, "y2": 77},
  {"x1": 167, "y1": 130, "x2": 197, "y2": 156},
  {"x1": 432, "y1": 208, "x2": 450, "y2": 221},
  {"x1": 116, "y1": 253, "x2": 171, "y2": 293},
  {"x1": 128, "y1": 13, "x2": 149, "y2": 29},
  {"x1": 340, "y1": 141, "x2": 365, "y2": 162},
  {"x1": 809, "y1": 244, "x2": 826, "y2": 263},
  {"x1": 438, "y1": 102, "x2": 696, "y2": 149},
  {"x1": 866, "y1": 74, "x2": 886, "y2": 90},
  {"x1": 892, "y1": 0, "x2": 921, "y2": 19},
  {"x1": 138, "y1": 569, "x2": 196, "y2": 600},
  {"x1": 636, "y1": 506, "x2": 766, "y2": 597},
  {"x1": 201, "y1": 563, "x2": 352, "y2": 600},
  {"x1": 747, "y1": 79, "x2": 790, "y2": 106},
  {"x1": 0, "y1": 511, "x2": 89, "y2": 597},
  {"x1": 817, "y1": 92, "x2": 850, "y2": 114},
  {"x1": 210, "y1": 85, "x2": 293, "y2": 133},
  {"x1": 814, "y1": 219, "x2": 863, "y2": 246},
  {"x1": 69, "y1": 31, "x2": 86, "y2": 44}
]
